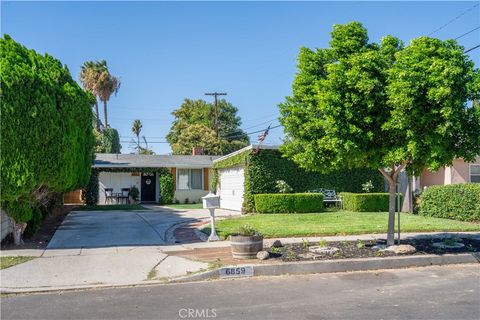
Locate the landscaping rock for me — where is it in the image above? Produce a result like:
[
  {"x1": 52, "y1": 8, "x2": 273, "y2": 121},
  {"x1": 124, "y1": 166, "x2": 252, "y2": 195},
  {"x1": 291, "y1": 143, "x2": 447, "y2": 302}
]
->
[
  {"x1": 257, "y1": 251, "x2": 270, "y2": 260},
  {"x1": 372, "y1": 244, "x2": 387, "y2": 250},
  {"x1": 382, "y1": 244, "x2": 416, "y2": 254},
  {"x1": 432, "y1": 242, "x2": 465, "y2": 249},
  {"x1": 270, "y1": 240, "x2": 283, "y2": 248},
  {"x1": 309, "y1": 246, "x2": 340, "y2": 255}
]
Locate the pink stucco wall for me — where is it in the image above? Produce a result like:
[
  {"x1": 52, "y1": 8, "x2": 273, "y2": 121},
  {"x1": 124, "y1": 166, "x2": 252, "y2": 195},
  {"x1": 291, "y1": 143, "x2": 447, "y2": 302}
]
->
[{"x1": 420, "y1": 156, "x2": 480, "y2": 188}]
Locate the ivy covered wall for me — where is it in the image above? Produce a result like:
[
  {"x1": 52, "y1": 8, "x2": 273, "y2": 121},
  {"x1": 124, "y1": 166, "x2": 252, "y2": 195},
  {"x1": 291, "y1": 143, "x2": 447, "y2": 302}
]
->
[{"x1": 216, "y1": 148, "x2": 385, "y2": 212}]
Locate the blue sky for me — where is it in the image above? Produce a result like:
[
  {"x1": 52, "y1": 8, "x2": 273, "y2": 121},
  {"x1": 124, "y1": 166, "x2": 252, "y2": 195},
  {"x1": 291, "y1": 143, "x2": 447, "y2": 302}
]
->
[{"x1": 2, "y1": 1, "x2": 479, "y2": 154}]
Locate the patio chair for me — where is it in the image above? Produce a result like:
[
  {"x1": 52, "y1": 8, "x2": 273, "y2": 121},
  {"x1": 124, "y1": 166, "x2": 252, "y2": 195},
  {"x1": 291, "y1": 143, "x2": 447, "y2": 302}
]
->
[
  {"x1": 118, "y1": 188, "x2": 130, "y2": 205},
  {"x1": 104, "y1": 188, "x2": 116, "y2": 204}
]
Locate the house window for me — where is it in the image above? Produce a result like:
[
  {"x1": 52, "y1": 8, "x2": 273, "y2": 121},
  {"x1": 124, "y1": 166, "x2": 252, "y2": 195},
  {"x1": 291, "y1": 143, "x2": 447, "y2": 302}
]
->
[
  {"x1": 177, "y1": 169, "x2": 203, "y2": 190},
  {"x1": 470, "y1": 164, "x2": 480, "y2": 183}
]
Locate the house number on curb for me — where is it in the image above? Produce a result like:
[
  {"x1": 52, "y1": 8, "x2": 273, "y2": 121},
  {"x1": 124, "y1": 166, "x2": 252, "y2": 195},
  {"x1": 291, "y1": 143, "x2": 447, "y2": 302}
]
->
[{"x1": 219, "y1": 266, "x2": 254, "y2": 278}]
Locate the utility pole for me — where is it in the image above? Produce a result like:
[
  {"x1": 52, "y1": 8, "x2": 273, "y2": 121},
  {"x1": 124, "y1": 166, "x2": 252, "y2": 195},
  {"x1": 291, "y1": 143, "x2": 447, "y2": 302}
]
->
[{"x1": 205, "y1": 92, "x2": 227, "y2": 138}]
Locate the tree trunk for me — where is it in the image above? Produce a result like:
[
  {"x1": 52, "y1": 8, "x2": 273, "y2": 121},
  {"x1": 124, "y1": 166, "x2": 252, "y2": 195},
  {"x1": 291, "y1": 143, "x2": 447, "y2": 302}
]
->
[
  {"x1": 12, "y1": 220, "x2": 27, "y2": 246},
  {"x1": 94, "y1": 101, "x2": 100, "y2": 131},
  {"x1": 387, "y1": 180, "x2": 396, "y2": 246},
  {"x1": 103, "y1": 99, "x2": 108, "y2": 128}
]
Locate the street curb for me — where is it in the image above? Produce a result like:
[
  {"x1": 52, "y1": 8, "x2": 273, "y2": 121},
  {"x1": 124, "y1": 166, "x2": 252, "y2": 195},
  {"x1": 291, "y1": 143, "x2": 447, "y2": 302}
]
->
[
  {"x1": 1, "y1": 254, "x2": 478, "y2": 294},
  {"x1": 170, "y1": 253, "x2": 480, "y2": 282}
]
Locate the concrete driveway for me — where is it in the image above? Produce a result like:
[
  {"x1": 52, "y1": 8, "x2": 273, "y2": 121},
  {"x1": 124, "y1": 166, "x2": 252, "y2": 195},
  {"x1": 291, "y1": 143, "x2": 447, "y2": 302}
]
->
[{"x1": 47, "y1": 207, "x2": 239, "y2": 249}]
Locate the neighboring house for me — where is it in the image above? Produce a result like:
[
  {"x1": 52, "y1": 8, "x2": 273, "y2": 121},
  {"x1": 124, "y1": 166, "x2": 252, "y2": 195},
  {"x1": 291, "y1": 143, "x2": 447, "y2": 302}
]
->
[
  {"x1": 94, "y1": 152, "x2": 220, "y2": 204},
  {"x1": 417, "y1": 156, "x2": 480, "y2": 189},
  {"x1": 398, "y1": 156, "x2": 480, "y2": 212}
]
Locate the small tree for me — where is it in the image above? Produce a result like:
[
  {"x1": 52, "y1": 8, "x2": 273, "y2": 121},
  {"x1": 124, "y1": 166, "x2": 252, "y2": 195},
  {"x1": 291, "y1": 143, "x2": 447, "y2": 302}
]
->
[{"x1": 279, "y1": 22, "x2": 480, "y2": 245}]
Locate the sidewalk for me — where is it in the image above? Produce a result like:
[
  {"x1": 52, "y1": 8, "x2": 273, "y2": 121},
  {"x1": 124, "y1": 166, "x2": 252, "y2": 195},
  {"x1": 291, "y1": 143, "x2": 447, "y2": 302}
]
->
[{"x1": 2, "y1": 231, "x2": 478, "y2": 293}]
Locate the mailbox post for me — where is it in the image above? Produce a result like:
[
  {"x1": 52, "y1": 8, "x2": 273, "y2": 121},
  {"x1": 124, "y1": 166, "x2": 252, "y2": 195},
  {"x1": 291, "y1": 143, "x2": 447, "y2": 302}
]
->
[{"x1": 202, "y1": 192, "x2": 220, "y2": 241}]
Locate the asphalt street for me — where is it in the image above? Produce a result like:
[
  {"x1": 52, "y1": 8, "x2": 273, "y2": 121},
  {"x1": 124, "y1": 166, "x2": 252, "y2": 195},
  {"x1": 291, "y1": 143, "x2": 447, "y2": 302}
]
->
[{"x1": 2, "y1": 264, "x2": 479, "y2": 320}]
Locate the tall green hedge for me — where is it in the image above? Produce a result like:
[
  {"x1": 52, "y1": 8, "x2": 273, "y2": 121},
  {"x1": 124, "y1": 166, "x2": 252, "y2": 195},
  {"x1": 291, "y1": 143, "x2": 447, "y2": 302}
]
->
[
  {"x1": 240, "y1": 149, "x2": 384, "y2": 212},
  {"x1": 0, "y1": 35, "x2": 94, "y2": 224},
  {"x1": 340, "y1": 192, "x2": 403, "y2": 212},
  {"x1": 254, "y1": 193, "x2": 324, "y2": 213},
  {"x1": 419, "y1": 184, "x2": 480, "y2": 221},
  {"x1": 159, "y1": 172, "x2": 174, "y2": 204}
]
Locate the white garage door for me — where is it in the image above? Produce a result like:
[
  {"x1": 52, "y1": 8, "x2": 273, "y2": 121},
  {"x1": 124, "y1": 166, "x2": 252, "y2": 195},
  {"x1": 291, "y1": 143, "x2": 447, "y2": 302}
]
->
[{"x1": 219, "y1": 166, "x2": 244, "y2": 211}]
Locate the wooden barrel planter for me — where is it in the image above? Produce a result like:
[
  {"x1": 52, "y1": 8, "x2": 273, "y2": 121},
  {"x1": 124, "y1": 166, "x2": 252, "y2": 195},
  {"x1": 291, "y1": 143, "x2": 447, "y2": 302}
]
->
[{"x1": 230, "y1": 235, "x2": 264, "y2": 259}]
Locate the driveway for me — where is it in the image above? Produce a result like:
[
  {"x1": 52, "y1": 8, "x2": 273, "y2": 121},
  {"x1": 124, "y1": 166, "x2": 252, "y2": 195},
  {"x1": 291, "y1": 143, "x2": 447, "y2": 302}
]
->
[{"x1": 47, "y1": 207, "x2": 239, "y2": 249}]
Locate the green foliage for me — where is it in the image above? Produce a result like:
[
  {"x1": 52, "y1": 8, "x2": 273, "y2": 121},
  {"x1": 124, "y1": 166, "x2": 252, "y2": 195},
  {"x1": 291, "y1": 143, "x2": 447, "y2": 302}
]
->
[
  {"x1": 235, "y1": 224, "x2": 260, "y2": 236},
  {"x1": 280, "y1": 22, "x2": 479, "y2": 175},
  {"x1": 96, "y1": 127, "x2": 121, "y2": 153},
  {"x1": 83, "y1": 169, "x2": 99, "y2": 206},
  {"x1": 279, "y1": 22, "x2": 479, "y2": 244},
  {"x1": 166, "y1": 99, "x2": 249, "y2": 155},
  {"x1": 0, "y1": 35, "x2": 94, "y2": 223},
  {"x1": 129, "y1": 185, "x2": 140, "y2": 202},
  {"x1": 211, "y1": 169, "x2": 219, "y2": 192},
  {"x1": 362, "y1": 180, "x2": 374, "y2": 193},
  {"x1": 419, "y1": 184, "x2": 480, "y2": 222},
  {"x1": 24, "y1": 206, "x2": 43, "y2": 237},
  {"x1": 244, "y1": 149, "x2": 383, "y2": 212},
  {"x1": 213, "y1": 149, "x2": 249, "y2": 169},
  {"x1": 341, "y1": 193, "x2": 403, "y2": 212},
  {"x1": 275, "y1": 180, "x2": 293, "y2": 193},
  {"x1": 254, "y1": 193, "x2": 324, "y2": 213},
  {"x1": 159, "y1": 173, "x2": 174, "y2": 204}
]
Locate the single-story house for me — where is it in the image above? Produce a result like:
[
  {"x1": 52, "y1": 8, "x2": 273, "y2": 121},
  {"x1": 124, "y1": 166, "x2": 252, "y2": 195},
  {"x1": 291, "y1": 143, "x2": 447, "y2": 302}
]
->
[{"x1": 93, "y1": 152, "x2": 220, "y2": 204}]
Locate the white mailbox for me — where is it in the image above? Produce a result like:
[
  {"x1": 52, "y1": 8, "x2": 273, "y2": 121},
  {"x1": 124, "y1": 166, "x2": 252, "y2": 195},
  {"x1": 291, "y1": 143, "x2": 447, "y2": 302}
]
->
[
  {"x1": 202, "y1": 192, "x2": 220, "y2": 241},
  {"x1": 202, "y1": 192, "x2": 220, "y2": 209}
]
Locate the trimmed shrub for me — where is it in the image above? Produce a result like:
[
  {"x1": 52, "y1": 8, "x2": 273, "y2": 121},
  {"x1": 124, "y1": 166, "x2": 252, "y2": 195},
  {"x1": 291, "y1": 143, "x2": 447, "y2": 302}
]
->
[
  {"x1": 254, "y1": 193, "x2": 324, "y2": 213},
  {"x1": 419, "y1": 183, "x2": 480, "y2": 222},
  {"x1": 159, "y1": 173, "x2": 174, "y2": 205},
  {"x1": 340, "y1": 193, "x2": 403, "y2": 212}
]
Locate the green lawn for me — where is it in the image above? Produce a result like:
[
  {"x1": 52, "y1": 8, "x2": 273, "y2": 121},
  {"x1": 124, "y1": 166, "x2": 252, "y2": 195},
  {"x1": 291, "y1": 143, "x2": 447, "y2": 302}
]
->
[
  {"x1": 203, "y1": 212, "x2": 480, "y2": 239},
  {"x1": 164, "y1": 203, "x2": 203, "y2": 210},
  {"x1": 0, "y1": 256, "x2": 35, "y2": 269},
  {"x1": 76, "y1": 204, "x2": 149, "y2": 211}
]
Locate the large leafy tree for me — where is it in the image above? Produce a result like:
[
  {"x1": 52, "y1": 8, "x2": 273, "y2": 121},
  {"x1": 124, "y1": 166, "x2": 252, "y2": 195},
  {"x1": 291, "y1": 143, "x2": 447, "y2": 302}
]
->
[
  {"x1": 1, "y1": 35, "x2": 94, "y2": 244},
  {"x1": 279, "y1": 22, "x2": 480, "y2": 245},
  {"x1": 167, "y1": 99, "x2": 249, "y2": 155}
]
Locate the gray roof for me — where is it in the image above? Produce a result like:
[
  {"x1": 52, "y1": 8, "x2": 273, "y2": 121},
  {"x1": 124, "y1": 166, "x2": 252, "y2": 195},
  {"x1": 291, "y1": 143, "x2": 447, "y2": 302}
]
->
[{"x1": 94, "y1": 153, "x2": 220, "y2": 169}]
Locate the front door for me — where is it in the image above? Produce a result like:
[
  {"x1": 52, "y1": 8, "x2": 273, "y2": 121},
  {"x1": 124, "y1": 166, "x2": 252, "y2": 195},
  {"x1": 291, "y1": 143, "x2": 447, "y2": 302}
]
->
[{"x1": 141, "y1": 172, "x2": 156, "y2": 202}]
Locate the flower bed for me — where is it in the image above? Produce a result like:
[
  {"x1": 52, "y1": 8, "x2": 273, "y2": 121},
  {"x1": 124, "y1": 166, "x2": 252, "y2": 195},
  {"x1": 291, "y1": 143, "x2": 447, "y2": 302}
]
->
[{"x1": 265, "y1": 237, "x2": 480, "y2": 262}]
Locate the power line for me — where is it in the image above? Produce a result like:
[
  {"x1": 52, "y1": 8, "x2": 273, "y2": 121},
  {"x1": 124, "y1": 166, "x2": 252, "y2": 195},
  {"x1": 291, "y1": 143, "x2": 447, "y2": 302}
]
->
[
  {"x1": 222, "y1": 124, "x2": 282, "y2": 140},
  {"x1": 428, "y1": 3, "x2": 479, "y2": 36},
  {"x1": 455, "y1": 26, "x2": 480, "y2": 39},
  {"x1": 242, "y1": 118, "x2": 280, "y2": 131},
  {"x1": 465, "y1": 44, "x2": 480, "y2": 53}
]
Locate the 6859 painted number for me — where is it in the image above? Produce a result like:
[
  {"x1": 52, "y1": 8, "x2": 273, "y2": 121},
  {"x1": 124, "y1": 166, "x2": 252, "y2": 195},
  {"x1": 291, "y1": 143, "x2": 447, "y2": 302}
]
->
[{"x1": 219, "y1": 266, "x2": 253, "y2": 278}]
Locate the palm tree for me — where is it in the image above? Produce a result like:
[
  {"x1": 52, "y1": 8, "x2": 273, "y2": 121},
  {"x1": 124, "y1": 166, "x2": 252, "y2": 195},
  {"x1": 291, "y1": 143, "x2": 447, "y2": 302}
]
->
[
  {"x1": 97, "y1": 63, "x2": 120, "y2": 128},
  {"x1": 131, "y1": 119, "x2": 142, "y2": 153},
  {"x1": 79, "y1": 61, "x2": 107, "y2": 131}
]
